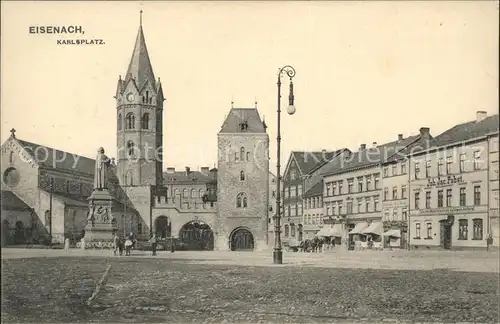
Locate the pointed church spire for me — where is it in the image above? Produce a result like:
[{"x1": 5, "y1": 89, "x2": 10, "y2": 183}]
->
[{"x1": 125, "y1": 11, "x2": 156, "y2": 89}]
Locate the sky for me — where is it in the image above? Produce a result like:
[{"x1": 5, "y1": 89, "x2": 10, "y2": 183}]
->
[{"x1": 1, "y1": 1, "x2": 498, "y2": 171}]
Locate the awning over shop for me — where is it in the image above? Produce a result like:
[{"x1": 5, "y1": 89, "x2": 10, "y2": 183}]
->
[
  {"x1": 349, "y1": 222, "x2": 369, "y2": 235},
  {"x1": 362, "y1": 222, "x2": 382, "y2": 235},
  {"x1": 328, "y1": 224, "x2": 343, "y2": 237},
  {"x1": 316, "y1": 227, "x2": 331, "y2": 237},
  {"x1": 383, "y1": 229, "x2": 401, "y2": 238}
]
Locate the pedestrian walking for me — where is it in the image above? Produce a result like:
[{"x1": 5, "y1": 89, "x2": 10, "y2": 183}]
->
[
  {"x1": 150, "y1": 233, "x2": 158, "y2": 256},
  {"x1": 125, "y1": 236, "x2": 133, "y2": 256},
  {"x1": 112, "y1": 233, "x2": 119, "y2": 256},
  {"x1": 118, "y1": 236, "x2": 124, "y2": 256}
]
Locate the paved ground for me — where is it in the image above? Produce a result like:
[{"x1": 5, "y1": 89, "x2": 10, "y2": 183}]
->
[{"x1": 1, "y1": 249, "x2": 499, "y2": 323}]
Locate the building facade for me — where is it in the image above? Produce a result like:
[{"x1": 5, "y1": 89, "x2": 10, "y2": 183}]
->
[
  {"x1": 489, "y1": 134, "x2": 499, "y2": 248},
  {"x1": 408, "y1": 111, "x2": 499, "y2": 250}
]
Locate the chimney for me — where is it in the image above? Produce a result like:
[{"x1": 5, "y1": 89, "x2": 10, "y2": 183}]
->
[
  {"x1": 200, "y1": 167, "x2": 209, "y2": 175},
  {"x1": 360, "y1": 144, "x2": 366, "y2": 151},
  {"x1": 185, "y1": 166, "x2": 191, "y2": 175},
  {"x1": 476, "y1": 111, "x2": 487, "y2": 123},
  {"x1": 166, "y1": 167, "x2": 175, "y2": 174},
  {"x1": 398, "y1": 134, "x2": 403, "y2": 141},
  {"x1": 419, "y1": 127, "x2": 430, "y2": 137}
]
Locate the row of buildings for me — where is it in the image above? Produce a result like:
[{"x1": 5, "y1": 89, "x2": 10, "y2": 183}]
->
[{"x1": 278, "y1": 111, "x2": 499, "y2": 250}]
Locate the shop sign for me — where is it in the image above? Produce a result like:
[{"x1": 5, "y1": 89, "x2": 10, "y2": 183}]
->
[
  {"x1": 419, "y1": 206, "x2": 474, "y2": 215},
  {"x1": 426, "y1": 175, "x2": 465, "y2": 188}
]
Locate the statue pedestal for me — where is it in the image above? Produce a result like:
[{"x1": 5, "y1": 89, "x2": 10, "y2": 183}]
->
[{"x1": 83, "y1": 189, "x2": 118, "y2": 248}]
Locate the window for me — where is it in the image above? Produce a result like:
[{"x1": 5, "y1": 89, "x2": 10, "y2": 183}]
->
[
  {"x1": 383, "y1": 167, "x2": 389, "y2": 177},
  {"x1": 141, "y1": 113, "x2": 149, "y2": 129},
  {"x1": 240, "y1": 171, "x2": 245, "y2": 181},
  {"x1": 117, "y1": 114, "x2": 122, "y2": 130},
  {"x1": 374, "y1": 197, "x2": 379, "y2": 211},
  {"x1": 326, "y1": 204, "x2": 330, "y2": 216},
  {"x1": 446, "y1": 189, "x2": 452, "y2": 207},
  {"x1": 235, "y1": 152, "x2": 239, "y2": 162},
  {"x1": 127, "y1": 141, "x2": 135, "y2": 156},
  {"x1": 346, "y1": 201, "x2": 353, "y2": 214},
  {"x1": 402, "y1": 209, "x2": 408, "y2": 221},
  {"x1": 425, "y1": 191, "x2": 431, "y2": 208},
  {"x1": 474, "y1": 186, "x2": 481, "y2": 205},
  {"x1": 438, "y1": 159, "x2": 444, "y2": 176},
  {"x1": 446, "y1": 156, "x2": 452, "y2": 174},
  {"x1": 438, "y1": 190, "x2": 444, "y2": 207},
  {"x1": 240, "y1": 122, "x2": 248, "y2": 131},
  {"x1": 272, "y1": 190, "x2": 276, "y2": 198},
  {"x1": 290, "y1": 170, "x2": 296, "y2": 180},
  {"x1": 199, "y1": 189, "x2": 204, "y2": 197},
  {"x1": 332, "y1": 182, "x2": 337, "y2": 195},
  {"x1": 284, "y1": 225, "x2": 289, "y2": 237},
  {"x1": 236, "y1": 193, "x2": 248, "y2": 208},
  {"x1": 174, "y1": 189, "x2": 180, "y2": 197},
  {"x1": 290, "y1": 224, "x2": 296, "y2": 237},
  {"x1": 414, "y1": 162, "x2": 420, "y2": 179},
  {"x1": 338, "y1": 181, "x2": 343, "y2": 194},
  {"x1": 459, "y1": 188, "x2": 466, "y2": 206},
  {"x1": 392, "y1": 187, "x2": 398, "y2": 200},
  {"x1": 326, "y1": 183, "x2": 331, "y2": 196},
  {"x1": 246, "y1": 152, "x2": 250, "y2": 161},
  {"x1": 384, "y1": 210, "x2": 391, "y2": 221},
  {"x1": 472, "y1": 219, "x2": 483, "y2": 240},
  {"x1": 240, "y1": 147, "x2": 245, "y2": 161},
  {"x1": 183, "y1": 189, "x2": 188, "y2": 198},
  {"x1": 402, "y1": 185, "x2": 407, "y2": 199},
  {"x1": 365, "y1": 199, "x2": 370, "y2": 212},
  {"x1": 338, "y1": 203, "x2": 343, "y2": 215},
  {"x1": 291, "y1": 186, "x2": 296, "y2": 197},
  {"x1": 384, "y1": 188, "x2": 389, "y2": 201},
  {"x1": 392, "y1": 164, "x2": 397, "y2": 176},
  {"x1": 414, "y1": 192, "x2": 420, "y2": 210},
  {"x1": 392, "y1": 209, "x2": 398, "y2": 220},
  {"x1": 374, "y1": 175, "x2": 380, "y2": 189},
  {"x1": 126, "y1": 113, "x2": 135, "y2": 129},
  {"x1": 293, "y1": 204, "x2": 297, "y2": 216},
  {"x1": 415, "y1": 222, "x2": 421, "y2": 239},
  {"x1": 459, "y1": 153, "x2": 466, "y2": 172},
  {"x1": 426, "y1": 222, "x2": 432, "y2": 239},
  {"x1": 358, "y1": 177, "x2": 363, "y2": 192},
  {"x1": 401, "y1": 162, "x2": 407, "y2": 174},
  {"x1": 458, "y1": 219, "x2": 468, "y2": 240},
  {"x1": 366, "y1": 176, "x2": 371, "y2": 191},
  {"x1": 191, "y1": 189, "x2": 196, "y2": 198},
  {"x1": 331, "y1": 203, "x2": 336, "y2": 215},
  {"x1": 348, "y1": 180, "x2": 353, "y2": 193},
  {"x1": 425, "y1": 161, "x2": 431, "y2": 178},
  {"x1": 473, "y1": 151, "x2": 481, "y2": 170}
]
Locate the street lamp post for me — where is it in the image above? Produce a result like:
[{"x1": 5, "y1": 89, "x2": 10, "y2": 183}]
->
[{"x1": 274, "y1": 65, "x2": 296, "y2": 265}]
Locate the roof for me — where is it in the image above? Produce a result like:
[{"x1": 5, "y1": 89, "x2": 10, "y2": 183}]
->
[
  {"x1": 0, "y1": 191, "x2": 31, "y2": 211},
  {"x1": 125, "y1": 24, "x2": 156, "y2": 90},
  {"x1": 304, "y1": 180, "x2": 323, "y2": 198},
  {"x1": 219, "y1": 108, "x2": 266, "y2": 133},
  {"x1": 432, "y1": 114, "x2": 499, "y2": 148},
  {"x1": 321, "y1": 135, "x2": 421, "y2": 176},
  {"x1": 292, "y1": 149, "x2": 348, "y2": 176},
  {"x1": 163, "y1": 170, "x2": 215, "y2": 185}
]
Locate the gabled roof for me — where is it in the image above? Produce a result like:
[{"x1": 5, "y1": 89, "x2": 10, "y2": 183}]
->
[
  {"x1": 125, "y1": 24, "x2": 156, "y2": 90},
  {"x1": 0, "y1": 190, "x2": 31, "y2": 211},
  {"x1": 433, "y1": 114, "x2": 499, "y2": 148},
  {"x1": 163, "y1": 170, "x2": 215, "y2": 185},
  {"x1": 321, "y1": 135, "x2": 421, "y2": 176},
  {"x1": 304, "y1": 180, "x2": 323, "y2": 198},
  {"x1": 290, "y1": 149, "x2": 347, "y2": 176},
  {"x1": 219, "y1": 108, "x2": 266, "y2": 134}
]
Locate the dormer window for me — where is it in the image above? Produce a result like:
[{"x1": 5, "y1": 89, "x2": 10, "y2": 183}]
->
[{"x1": 240, "y1": 122, "x2": 248, "y2": 131}]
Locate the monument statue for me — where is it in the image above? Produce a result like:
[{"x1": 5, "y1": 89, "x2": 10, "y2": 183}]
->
[{"x1": 94, "y1": 147, "x2": 111, "y2": 190}]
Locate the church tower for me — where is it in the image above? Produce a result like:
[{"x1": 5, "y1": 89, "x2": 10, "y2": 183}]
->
[
  {"x1": 115, "y1": 12, "x2": 164, "y2": 187},
  {"x1": 216, "y1": 107, "x2": 269, "y2": 251}
]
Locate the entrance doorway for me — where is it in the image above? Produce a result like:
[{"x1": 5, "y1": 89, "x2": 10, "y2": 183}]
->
[
  {"x1": 230, "y1": 228, "x2": 254, "y2": 251},
  {"x1": 440, "y1": 220, "x2": 452, "y2": 250},
  {"x1": 178, "y1": 221, "x2": 214, "y2": 250},
  {"x1": 154, "y1": 216, "x2": 171, "y2": 240}
]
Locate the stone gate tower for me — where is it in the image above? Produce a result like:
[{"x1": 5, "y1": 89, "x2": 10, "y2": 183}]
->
[
  {"x1": 216, "y1": 107, "x2": 269, "y2": 251},
  {"x1": 115, "y1": 15, "x2": 164, "y2": 187}
]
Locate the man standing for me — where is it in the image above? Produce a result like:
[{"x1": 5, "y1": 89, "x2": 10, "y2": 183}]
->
[
  {"x1": 112, "y1": 232, "x2": 119, "y2": 256},
  {"x1": 150, "y1": 233, "x2": 157, "y2": 256}
]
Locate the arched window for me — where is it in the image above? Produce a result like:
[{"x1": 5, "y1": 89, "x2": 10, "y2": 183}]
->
[
  {"x1": 127, "y1": 141, "x2": 135, "y2": 156},
  {"x1": 9, "y1": 151, "x2": 13, "y2": 163},
  {"x1": 126, "y1": 113, "x2": 135, "y2": 129},
  {"x1": 142, "y1": 113, "x2": 149, "y2": 129},
  {"x1": 199, "y1": 189, "x2": 204, "y2": 197},
  {"x1": 191, "y1": 189, "x2": 196, "y2": 198},
  {"x1": 240, "y1": 147, "x2": 245, "y2": 161},
  {"x1": 174, "y1": 189, "x2": 180, "y2": 197},
  {"x1": 246, "y1": 152, "x2": 250, "y2": 161},
  {"x1": 117, "y1": 113, "x2": 122, "y2": 130},
  {"x1": 236, "y1": 193, "x2": 248, "y2": 208},
  {"x1": 284, "y1": 225, "x2": 289, "y2": 237},
  {"x1": 240, "y1": 171, "x2": 245, "y2": 181},
  {"x1": 183, "y1": 189, "x2": 188, "y2": 198}
]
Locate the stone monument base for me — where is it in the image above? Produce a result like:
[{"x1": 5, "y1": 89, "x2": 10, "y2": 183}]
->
[{"x1": 83, "y1": 189, "x2": 118, "y2": 249}]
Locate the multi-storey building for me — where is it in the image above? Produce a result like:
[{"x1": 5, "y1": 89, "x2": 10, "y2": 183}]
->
[
  {"x1": 300, "y1": 181, "x2": 323, "y2": 240},
  {"x1": 321, "y1": 129, "x2": 431, "y2": 248},
  {"x1": 489, "y1": 134, "x2": 499, "y2": 248},
  {"x1": 267, "y1": 171, "x2": 277, "y2": 243},
  {"x1": 408, "y1": 111, "x2": 499, "y2": 250}
]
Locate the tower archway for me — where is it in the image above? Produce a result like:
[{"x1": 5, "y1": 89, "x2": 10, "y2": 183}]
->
[
  {"x1": 178, "y1": 221, "x2": 214, "y2": 251},
  {"x1": 154, "y1": 216, "x2": 171, "y2": 239},
  {"x1": 230, "y1": 227, "x2": 254, "y2": 251}
]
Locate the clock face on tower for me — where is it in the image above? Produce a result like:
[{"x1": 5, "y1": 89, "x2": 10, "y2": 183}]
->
[{"x1": 126, "y1": 93, "x2": 135, "y2": 102}]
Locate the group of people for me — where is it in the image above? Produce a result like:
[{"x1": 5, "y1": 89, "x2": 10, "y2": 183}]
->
[{"x1": 112, "y1": 232, "x2": 136, "y2": 256}]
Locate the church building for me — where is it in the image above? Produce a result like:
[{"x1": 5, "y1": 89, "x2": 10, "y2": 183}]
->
[{"x1": 1, "y1": 14, "x2": 270, "y2": 251}]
